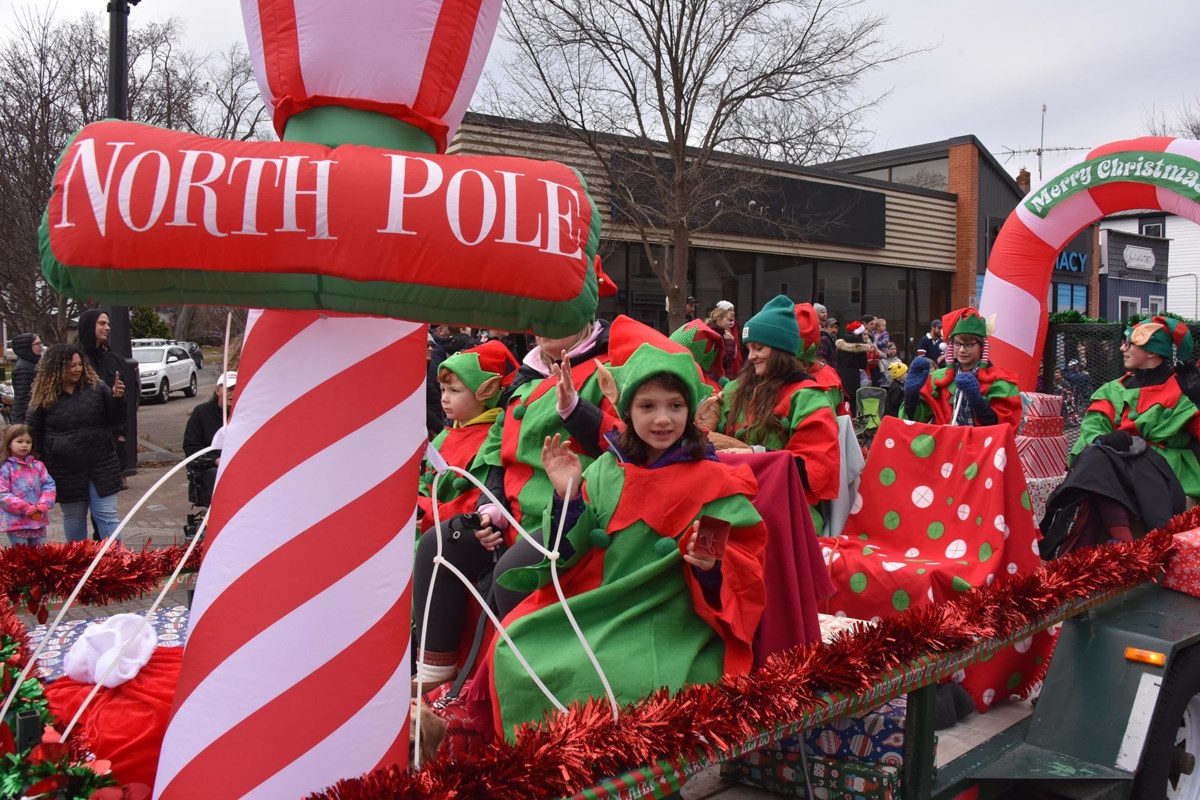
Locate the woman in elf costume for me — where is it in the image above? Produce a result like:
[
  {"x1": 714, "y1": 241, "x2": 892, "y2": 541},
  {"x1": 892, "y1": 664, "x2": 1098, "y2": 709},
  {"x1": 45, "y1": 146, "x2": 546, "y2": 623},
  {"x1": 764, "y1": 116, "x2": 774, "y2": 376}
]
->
[
  {"x1": 485, "y1": 343, "x2": 767, "y2": 737},
  {"x1": 699, "y1": 295, "x2": 840, "y2": 529},
  {"x1": 1041, "y1": 317, "x2": 1200, "y2": 556},
  {"x1": 901, "y1": 307, "x2": 1021, "y2": 429},
  {"x1": 415, "y1": 340, "x2": 517, "y2": 530}
]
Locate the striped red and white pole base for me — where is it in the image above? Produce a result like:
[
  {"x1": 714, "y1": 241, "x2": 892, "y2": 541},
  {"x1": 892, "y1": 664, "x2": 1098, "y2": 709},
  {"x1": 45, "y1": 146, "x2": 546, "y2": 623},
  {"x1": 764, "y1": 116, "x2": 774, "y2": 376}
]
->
[{"x1": 154, "y1": 309, "x2": 426, "y2": 799}]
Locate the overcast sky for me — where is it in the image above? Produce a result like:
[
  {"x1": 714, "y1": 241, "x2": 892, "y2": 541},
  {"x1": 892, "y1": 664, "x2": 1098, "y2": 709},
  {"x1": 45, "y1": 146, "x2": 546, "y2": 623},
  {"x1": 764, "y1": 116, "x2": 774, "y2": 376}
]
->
[{"x1": 4, "y1": 0, "x2": 1198, "y2": 181}]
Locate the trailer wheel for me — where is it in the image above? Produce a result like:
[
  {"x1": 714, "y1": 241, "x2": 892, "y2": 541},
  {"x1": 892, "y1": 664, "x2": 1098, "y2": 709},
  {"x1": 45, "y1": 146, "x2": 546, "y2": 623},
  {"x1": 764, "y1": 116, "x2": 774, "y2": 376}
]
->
[{"x1": 1134, "y1": 644, "x2": 1200, "y2": 800}]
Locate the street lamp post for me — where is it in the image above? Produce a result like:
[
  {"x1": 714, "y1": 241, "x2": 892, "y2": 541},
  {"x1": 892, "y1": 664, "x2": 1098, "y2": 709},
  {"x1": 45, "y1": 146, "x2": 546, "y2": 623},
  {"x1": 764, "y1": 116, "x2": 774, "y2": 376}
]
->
[{"x1": 106, "y1": 0, "x2": 140, "y2": 475}]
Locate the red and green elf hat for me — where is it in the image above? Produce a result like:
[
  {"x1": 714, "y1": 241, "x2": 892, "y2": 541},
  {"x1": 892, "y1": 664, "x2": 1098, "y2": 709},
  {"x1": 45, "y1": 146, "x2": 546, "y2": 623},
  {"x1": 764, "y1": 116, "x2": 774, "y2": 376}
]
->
[
  {"x1": 669, "y1": 319, "x2": 723, "y2": 372},
  {"x1": 793, "y1": 302, "x2": 822, "y2": 363},
  {"x1": 942, "y1": 307, "x2": 988, "y2": 340},
  {"x1": 612, "y1": 343, "x2": 712, "y2": 417},
  {"x1": 1127, "y1": 315, "x2": 1194, "y2": 362},
  {"x1": 438, "y1": 339, "x2": 519, "y2": 408}
]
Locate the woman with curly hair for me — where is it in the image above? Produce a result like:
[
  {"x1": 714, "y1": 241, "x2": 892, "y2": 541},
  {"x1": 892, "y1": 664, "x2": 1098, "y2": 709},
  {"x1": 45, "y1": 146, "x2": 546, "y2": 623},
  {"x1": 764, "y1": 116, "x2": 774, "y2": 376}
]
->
[{"x1": 27, "y1": 344, "x2": 127, "y2": 543}]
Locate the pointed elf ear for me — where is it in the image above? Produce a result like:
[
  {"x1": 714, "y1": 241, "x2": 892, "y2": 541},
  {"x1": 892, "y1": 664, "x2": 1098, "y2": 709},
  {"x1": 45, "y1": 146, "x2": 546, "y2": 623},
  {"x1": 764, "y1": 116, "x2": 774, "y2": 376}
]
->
[
  {"x1": 475, "y1": 375, "x2": 502, "y2": 403},
  {"x1": 985, "y1": 313, "x2": 998, "y2": 337},
  {"x1": 594, "y1": 360, "x2": 619, "y2": 408}
]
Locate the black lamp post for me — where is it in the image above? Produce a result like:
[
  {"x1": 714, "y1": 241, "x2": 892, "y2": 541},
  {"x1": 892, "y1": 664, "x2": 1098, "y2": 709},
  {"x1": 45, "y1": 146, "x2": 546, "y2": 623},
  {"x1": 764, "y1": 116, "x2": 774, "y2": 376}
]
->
[{"x1": 106, "y1": 0, "x2": 140, "y2": 475}]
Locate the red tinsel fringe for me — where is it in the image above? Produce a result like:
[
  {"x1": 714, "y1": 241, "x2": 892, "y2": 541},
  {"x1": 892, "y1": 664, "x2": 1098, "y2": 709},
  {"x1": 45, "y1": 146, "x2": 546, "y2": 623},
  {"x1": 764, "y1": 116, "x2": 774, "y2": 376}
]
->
[
  {"x1": 0, "y1": 595, "x2": 32, "y2": 667},
  {"x1": 0, "y1": 541, "x2": 204, "y2": 610},
  {"x1": 308, "y1": 530, "x2": 1175, "y2": 800}
]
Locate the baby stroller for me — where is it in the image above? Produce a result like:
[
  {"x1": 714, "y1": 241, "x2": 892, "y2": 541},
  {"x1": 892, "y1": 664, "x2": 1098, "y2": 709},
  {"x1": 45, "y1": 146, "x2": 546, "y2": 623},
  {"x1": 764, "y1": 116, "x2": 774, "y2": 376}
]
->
[
  {"x1": 853, "y1": 386, "x2": 888, "y2": 444},
  {"x1": 183, "y1": 455, "x2": 218, "y2": 540}
]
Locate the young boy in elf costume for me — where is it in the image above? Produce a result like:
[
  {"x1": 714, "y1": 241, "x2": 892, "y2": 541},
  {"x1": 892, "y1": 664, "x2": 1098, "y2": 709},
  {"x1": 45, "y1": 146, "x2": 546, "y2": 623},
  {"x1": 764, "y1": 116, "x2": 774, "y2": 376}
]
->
[
  {"x1": 416, "y1": 340, "x2": 517, "y2": 531},
  {"x1": 1042, "y1": 316, "x2": 1200, "y2": 557},
  {"x1": 698, "y1": 295, "x2": 840, "y2": 529},
  {"x1": 901, "y1": 307, "x2": 1021, "y2": 429},
  {"x1": 484, "y1": 343, "x2": 767, "y2": 737}
]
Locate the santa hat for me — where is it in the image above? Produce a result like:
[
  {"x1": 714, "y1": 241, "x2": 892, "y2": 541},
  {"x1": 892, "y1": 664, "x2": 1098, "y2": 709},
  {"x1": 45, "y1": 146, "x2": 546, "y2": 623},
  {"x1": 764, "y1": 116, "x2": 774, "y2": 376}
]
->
[
  {"x1": 847, "y1": 320, "x2": 867, "y2": 337},
  {"x1": 792, "y1": 303, "x2": 821, "y2": 363},
  {"x1": 742, "y1": 295, "x2": 800, "y2": 356},
  {"x1": 438, "y1": 340, "x2": 519, "y2": 408},
  {"x1": 669, "y1": 319, "x2": 724, "y2": 373},
  {"x1": 1128, "y1": 315, "x2": 1194, "y2": 362}
]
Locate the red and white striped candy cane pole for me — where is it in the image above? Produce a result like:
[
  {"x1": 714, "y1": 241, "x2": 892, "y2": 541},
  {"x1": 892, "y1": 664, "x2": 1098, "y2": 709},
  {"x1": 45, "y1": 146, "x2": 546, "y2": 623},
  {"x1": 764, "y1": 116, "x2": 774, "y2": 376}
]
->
[
  {"x1": 981, "y1": 136, "x2": 1200, "y2": 389},
  {"x1": 154, "y1": 309, "x2": 427, "y2": 799}
]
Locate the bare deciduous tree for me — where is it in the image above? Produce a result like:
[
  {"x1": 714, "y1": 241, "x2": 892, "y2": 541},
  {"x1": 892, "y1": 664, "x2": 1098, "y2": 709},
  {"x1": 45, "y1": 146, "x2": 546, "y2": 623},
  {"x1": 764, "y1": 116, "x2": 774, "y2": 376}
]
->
[
  {"x1": 0, "y1": 10, "x2": 268, "y2": 344},
  {"x1": 483, "y1": 0, "x2": 912, "y2": 329},
  {"x1": 1147, "y1": 97, "x2": 1200, "y2": 140}
]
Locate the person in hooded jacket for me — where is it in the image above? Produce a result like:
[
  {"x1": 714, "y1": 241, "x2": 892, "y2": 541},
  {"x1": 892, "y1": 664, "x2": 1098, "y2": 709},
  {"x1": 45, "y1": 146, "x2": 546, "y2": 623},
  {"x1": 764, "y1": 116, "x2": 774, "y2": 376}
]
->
[
  {"x1": 76, "y1": 309, "x2": 135, "y2": 479},
  {"x1": 10, "y1": 333, "x2": 42, "y2": 424},
  {"x1": 183, "y1": 372, "x2": 237, "y2": 507}
]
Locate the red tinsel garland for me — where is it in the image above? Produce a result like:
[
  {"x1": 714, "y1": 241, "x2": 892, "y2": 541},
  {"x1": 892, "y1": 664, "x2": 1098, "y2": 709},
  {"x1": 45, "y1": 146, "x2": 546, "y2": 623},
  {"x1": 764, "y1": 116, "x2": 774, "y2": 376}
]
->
[
  {"x1": 0, "y1": 595, "x2": 32, "y2": 668},
  {"x1": 308, "y1": 529, "x2": 1175, "y2": 800},
  {"x1": 0, "y1": 541, "x2": 204, "y2": 612}
]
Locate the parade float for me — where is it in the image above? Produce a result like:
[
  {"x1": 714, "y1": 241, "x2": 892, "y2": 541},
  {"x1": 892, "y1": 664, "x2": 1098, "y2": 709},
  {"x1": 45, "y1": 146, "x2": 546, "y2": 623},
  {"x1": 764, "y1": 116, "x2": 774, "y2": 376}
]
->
[{"x1": 3, "y1": 0, "x2": 1200, "y2": 791}]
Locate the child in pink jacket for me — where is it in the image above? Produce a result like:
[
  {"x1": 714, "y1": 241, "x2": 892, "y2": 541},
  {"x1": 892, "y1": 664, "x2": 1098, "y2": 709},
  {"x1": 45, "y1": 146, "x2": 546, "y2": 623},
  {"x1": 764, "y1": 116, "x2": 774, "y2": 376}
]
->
[{"x1": 1, "y1": 424, "x2": 57, "y2": 546}]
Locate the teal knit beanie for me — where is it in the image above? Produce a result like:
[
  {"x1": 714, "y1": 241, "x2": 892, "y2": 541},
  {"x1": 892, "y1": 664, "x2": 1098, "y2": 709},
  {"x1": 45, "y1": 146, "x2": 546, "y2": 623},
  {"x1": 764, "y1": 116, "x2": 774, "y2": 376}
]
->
[{"x1": 742, "y1": 295, "x2": 800, "y2": 356}]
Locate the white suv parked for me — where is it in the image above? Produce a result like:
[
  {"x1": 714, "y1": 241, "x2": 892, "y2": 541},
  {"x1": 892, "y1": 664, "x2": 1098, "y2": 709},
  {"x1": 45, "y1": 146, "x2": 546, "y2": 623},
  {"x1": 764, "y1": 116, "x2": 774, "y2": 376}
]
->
[{"x1": 133, "y1": 345, "x2": 199, "y2": 404}]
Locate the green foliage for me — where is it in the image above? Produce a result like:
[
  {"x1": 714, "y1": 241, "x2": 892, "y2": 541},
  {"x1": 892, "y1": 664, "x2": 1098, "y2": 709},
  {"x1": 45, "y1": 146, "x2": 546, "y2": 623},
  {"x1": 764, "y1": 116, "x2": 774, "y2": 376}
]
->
[
  {"x1": 130, "y1": 306, "x2": 172, "y2": 339},
  {"x1": 1047, "y1": 309, "x2": 1113, "y2": 324}
]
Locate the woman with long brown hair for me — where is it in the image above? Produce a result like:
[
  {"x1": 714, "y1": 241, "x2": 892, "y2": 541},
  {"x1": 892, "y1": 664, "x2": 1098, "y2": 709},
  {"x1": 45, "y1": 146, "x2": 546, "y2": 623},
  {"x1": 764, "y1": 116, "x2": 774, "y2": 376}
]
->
[
  {"x1": 27, "y1": 344, "x2": 126, "y2": 543},
  {"x1": 699, "y1": 295, "x2": 839, "y2": 529}
]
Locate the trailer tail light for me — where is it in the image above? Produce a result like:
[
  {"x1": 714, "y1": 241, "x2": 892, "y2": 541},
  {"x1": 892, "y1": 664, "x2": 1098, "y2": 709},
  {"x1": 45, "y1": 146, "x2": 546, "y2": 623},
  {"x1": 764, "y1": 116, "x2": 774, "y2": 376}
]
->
[{"x1": 1124, "y1": 647, "x2": 1167, "y2": 667}]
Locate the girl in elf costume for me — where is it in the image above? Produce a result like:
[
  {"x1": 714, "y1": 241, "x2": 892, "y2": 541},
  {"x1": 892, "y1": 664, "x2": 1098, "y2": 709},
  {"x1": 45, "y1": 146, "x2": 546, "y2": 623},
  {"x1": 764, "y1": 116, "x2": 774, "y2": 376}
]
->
[
  {"x1": 485, "y1": 343, "x2": 767, "y2": 737},
  {"x1": 901, "y1": 307, "x2": 1021, "y2": 429},
  {"x1": 415, "y1": 340, "x2": 517, "y2": 529},
  {"x1": 412, "y1": 319, "x2": 617, "y2": 687},
  {"x1": 1041, "y1": 316, "x2": 1200, "y2": 557},
  {"x1": 698, "y1": 295, "x2": 840, "y2": 529}
]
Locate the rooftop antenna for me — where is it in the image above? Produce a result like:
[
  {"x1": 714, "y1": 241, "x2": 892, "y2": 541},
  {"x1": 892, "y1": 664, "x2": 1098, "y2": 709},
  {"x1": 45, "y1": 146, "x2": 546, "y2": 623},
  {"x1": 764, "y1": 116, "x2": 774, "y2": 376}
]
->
[{"x1": 999, "y1": 103, "x2": 1090, "y2": 180}]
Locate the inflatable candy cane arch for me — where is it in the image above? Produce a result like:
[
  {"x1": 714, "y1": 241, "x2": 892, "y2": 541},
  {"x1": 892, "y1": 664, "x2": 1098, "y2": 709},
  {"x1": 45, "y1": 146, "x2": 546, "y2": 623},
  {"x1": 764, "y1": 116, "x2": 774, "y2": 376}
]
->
[
  {"x1": 981, "y1": 136, "x2": 1200, "y2": 389},
  {"x1": 38, "y1": 0, "x2": 603, "y2": 796}
]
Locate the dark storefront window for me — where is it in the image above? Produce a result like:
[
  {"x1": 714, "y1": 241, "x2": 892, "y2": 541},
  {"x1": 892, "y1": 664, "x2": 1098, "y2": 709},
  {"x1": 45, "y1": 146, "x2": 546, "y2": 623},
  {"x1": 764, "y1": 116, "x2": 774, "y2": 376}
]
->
[
  {"x1": 815, "y1": 261, "x2": 862, "y2": 329},
  {"x1": 595, "y1": 242, "x2": 626, "y2": 322},
  {"x1": 761, "y1": 255, "x2": 815, "y2": 304},
  {"x1": 694, "y1": 249, "x2": 754, "y2": 322},
  {"x1": 905, "y1": 271, "x2": 953, "y2": 360},
  {"x1": 864, "y1": 265, "x2": 907, "y2": 348},
  {"x1": 1051, "y1": 282, "x2": 1088, "y2": 313},
  {"x1": 627, "y1": 244, "x2": 669, "y2": 331}
]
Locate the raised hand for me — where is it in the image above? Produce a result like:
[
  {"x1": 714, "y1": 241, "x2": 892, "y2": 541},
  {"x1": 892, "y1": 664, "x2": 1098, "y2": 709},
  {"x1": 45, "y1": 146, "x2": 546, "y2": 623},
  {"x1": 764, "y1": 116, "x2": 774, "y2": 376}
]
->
[
  {"x1": 550, "y1": 350, "x2": 577, "y2": 412},
  {"x1": 904, "y1": 357, "x2": 932, "y2": 395},
  {"x1": 112, "y1": 373, "x2": 125, "y2": 398},
  {"x1": 541, "y1": 433, "x2": 582, "y2": 499},
  {"x1": 954, "y1": 371, "x2": 982, "y2": 399}
]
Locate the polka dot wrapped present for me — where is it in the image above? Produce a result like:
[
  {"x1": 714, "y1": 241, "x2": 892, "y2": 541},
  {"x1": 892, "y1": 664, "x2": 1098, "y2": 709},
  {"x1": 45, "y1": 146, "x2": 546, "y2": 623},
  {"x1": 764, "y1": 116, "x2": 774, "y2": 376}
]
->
[{"x1": 819, "y1": 416, "x2": 1057, "y2": 712}]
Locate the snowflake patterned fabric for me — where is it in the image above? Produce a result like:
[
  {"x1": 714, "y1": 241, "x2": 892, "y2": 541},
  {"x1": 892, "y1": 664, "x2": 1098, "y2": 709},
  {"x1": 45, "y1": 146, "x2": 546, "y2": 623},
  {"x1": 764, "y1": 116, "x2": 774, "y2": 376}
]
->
[{"x1": 820, "y1": 416, "x2": 1056, "y2": 711}]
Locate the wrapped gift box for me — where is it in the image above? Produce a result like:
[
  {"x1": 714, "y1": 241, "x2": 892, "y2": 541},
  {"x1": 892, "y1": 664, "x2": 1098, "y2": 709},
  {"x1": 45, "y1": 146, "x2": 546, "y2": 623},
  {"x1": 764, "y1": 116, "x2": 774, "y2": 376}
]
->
[
  {"x1": 1021, "y1": 392, "x2": 1063, "y2": 418},
  {"x1": 779, "y1": 697, "x2": 909, "y2": 767},
  {"x1": 1021, "y1": 415, "x2": 1065, "y2": 438},
  {"x1": 1015, "y1": 434, "x2": 1068, "y2": 479},
  {"x1": 1163, "y1": 529, "x2": 1200, "y2": 599},
  {"x1": 1025, "y1": 474, "x2": 1065, "y2": 525},
  {"x1": 723, "y1": 750, "x2": 900, "y2": 799}
]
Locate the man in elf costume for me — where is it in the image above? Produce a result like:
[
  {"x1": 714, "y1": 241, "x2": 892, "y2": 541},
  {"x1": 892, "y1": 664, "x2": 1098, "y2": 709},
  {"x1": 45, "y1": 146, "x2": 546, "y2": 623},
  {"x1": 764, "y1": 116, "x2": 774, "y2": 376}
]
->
[
  {"x1": 416, "y1": 340, "x2": 517, "y2": 529},
  {"x1": 1041, "y1": 316, "x2": 1199, "y2": 557},
  {"x1": 670, "y1": 318, "x2": 727, "y2": 389},
  {"x1": 483, "y1": 343, "x2": 767, "y2": 738},
  {"x1": 901, "y1": 307, "x2": 1021, "y2": 429}
]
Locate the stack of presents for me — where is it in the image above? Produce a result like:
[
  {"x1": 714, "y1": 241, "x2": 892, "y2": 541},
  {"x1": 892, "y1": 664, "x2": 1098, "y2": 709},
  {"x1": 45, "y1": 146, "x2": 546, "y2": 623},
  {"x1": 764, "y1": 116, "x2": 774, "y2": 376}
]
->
[
  {"x1": 1014, "y1": 392, "x2": 1069, "y2": 522},
  {"x1": 721, "y1": 695, "x2": 922, "y2": 799}
]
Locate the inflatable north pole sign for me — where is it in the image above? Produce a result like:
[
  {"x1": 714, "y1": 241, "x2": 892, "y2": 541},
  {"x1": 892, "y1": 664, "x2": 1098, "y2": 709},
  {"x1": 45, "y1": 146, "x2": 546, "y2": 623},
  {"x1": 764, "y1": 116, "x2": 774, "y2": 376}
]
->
[
  {"x1": 981, "y1": 137, "x2": 1200, "y2": 389},
  {"x1": 36, "y1": 0, "x2": 604, "y2": 797}
]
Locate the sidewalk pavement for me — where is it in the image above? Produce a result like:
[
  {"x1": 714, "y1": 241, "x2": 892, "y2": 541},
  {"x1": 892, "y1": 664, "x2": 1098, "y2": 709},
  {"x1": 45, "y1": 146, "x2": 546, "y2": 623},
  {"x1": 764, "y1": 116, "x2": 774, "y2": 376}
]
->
[{"x1": 32, "y1": 445, "x2": 195, "y2": 623}]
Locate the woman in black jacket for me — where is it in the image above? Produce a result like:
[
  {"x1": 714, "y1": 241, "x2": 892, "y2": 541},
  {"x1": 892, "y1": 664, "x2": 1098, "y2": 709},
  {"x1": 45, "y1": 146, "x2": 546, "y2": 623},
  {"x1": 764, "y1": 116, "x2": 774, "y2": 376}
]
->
[
  {"x1": 9, "y1": 332, "x2": 41, "y2": 424},
  {"x1": 27, "y1": 345, "x2": 127, "y2": 543}
]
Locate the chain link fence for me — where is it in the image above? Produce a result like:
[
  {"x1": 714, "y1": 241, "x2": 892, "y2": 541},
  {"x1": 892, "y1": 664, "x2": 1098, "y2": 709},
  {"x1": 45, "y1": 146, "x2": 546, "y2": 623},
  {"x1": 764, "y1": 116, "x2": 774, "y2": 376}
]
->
[{"x1": 1038, "y1": 322, "x2": 1200, "y2": 448}]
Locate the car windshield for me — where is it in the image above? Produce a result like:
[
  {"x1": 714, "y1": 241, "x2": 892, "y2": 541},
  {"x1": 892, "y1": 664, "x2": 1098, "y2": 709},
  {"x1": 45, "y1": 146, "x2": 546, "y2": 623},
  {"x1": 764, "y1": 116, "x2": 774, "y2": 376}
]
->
[{"x1": 133, "y1": 347, "x2": 167, "y2": 364}]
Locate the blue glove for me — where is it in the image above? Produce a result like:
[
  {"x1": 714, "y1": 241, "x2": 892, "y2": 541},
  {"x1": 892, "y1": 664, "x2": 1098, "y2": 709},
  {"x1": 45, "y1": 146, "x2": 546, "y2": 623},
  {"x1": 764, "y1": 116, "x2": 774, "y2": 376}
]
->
[
  {"x1": 904, "y1": 357, "x2": 932, "y2": 396},
  {"x1": 954, "y1": 371, "x2": 983, "y2": 400}
]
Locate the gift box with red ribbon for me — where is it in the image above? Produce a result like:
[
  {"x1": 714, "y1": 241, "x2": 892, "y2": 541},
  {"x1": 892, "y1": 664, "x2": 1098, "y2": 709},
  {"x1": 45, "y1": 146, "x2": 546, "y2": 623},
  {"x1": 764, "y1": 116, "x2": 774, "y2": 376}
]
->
[
  {"x1": 1015, "y1": 434, "x2": 1069, "y2": 479},
  {"x1": 1163, "y1": 529, "x2": 1200, "y2": 599}
]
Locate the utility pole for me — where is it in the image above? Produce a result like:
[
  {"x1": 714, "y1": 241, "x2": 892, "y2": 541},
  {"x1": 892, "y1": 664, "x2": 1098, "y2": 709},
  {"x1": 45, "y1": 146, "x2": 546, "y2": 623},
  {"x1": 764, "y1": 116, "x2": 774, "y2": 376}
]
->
[{"x1": 107, "y1": 0, "x2": 141, "y2": 475}]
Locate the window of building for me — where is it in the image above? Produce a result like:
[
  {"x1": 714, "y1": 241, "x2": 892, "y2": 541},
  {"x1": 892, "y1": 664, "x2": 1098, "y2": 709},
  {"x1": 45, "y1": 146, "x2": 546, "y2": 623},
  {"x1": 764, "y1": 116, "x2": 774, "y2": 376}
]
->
[
  {"x1": 1148, "y1": 295, "x2": 1166, "y2": 315},
  {"x1": 891, "y1": 159, "x2": 950, "y2": 192},
  {"x1": 694, "y1": 248, "x2": 754, "y2": 322},
  {"x1": 1140, "y1": 218, "x2": 1165, "y2": 238},
  {"x1": 761, "y1": 255, "x2": 814, "y2": 303},
  {"x1": 1072, "y1": 285, "x2": 1088, "y2": 312},
  {"x1": 854, "y1": 168, "x2": 890, "y2": 181},
  {"x1": 1118, "y1": 296, "x2": 1141, "y2": 322},
  {"x1": 815, "y1": 261, "x2": 863, "y2": 327}
]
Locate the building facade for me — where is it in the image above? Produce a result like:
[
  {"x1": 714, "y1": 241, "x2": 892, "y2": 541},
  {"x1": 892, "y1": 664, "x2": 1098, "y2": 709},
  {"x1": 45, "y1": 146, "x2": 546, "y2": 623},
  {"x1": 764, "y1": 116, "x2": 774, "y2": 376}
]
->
[{"x1": 1101, "y1": 211, "x2": 1200, "y2": 320}]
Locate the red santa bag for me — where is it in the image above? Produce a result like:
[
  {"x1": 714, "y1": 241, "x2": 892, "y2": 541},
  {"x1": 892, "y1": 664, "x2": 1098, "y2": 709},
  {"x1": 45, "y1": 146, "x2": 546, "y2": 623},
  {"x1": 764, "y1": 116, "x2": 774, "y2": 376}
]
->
[
  {"x1": 820, "y1": 417, "x2": 1057, "y2": 711},
  {"x1": 45, "y1": 647, "x2": 182, "y2": 790}
]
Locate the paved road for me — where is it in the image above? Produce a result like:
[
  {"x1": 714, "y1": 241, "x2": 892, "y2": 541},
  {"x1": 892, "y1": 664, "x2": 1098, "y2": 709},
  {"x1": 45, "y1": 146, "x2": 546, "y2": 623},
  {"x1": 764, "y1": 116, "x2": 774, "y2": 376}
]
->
[{"x1": 134, "y1": 363, "x2": 221, "y2": 458}]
